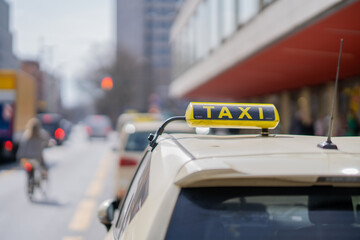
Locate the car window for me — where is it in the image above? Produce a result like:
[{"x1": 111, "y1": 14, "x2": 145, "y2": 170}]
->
[
  {"x1": 125, "y1": 131, "x2": 153, "y2": 151},
  {"x1": 115, "y1": 150, "x2": 151, "y2": 237},
  {"x1": 166, "y1": 186, "x2": 360, "y2": 240},
  {"x1": 124, "y1": 129, "x2": 193, "y2": 152}
]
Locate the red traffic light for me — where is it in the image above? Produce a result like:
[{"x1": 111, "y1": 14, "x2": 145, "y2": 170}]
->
[{"x1": 101, "y1": 77, "x2": 113, "y2": 90}]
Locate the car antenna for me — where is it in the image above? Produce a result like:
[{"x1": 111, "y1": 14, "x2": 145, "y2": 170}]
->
[{"x1": 317, "y1": 39, "x2": 344, "y2": 150}]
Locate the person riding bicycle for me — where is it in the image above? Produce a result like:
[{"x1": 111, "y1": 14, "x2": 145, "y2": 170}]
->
[{"x1": 17, "y1": 118, "x2": 50, "y2": 177}]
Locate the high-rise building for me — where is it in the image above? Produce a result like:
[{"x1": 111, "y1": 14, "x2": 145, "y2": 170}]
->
[
  {"x1": 116, "y1": 0, "x2": 145, "y2": 60},
  {"x1": 0, "y1": 0, "x2": 18, "y2": 69},
  {"x1": 116, "y1": 0, "x2": 181, "y2": 111}
]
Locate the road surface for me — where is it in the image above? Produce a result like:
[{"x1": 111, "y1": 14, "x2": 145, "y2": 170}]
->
[{"x1": 0, "y1": 125, "x2": 118, "y2": 240}]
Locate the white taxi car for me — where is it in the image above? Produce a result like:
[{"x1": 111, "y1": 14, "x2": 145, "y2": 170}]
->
[
  {"x1": 115, "y1": 120, "x2": 196, "y2": 200},
  {"x1": 116, "y1": 112, "x2": 163, "y2": 136},
  {"x1": 99, "y1": 102, "x2": 360, "y2": 240}
]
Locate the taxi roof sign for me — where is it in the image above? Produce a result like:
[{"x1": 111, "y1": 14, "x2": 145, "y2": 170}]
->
[
  {"x1": 185, "y1": 102, "x2": 280, "y2": 129},
  {"x1": 149, "y1": 102, "x2": 280, "y2": 150}
]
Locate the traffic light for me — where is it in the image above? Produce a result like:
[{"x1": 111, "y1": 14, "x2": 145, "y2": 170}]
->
[{"x1": 101, "y1": 77, "x2": 113, "y2": 90}]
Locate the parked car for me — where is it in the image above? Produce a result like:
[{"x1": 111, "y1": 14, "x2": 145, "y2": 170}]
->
[
  {"x1": 84, "y1": 115, "x2": 112, "y2": 139},
  {"x1": 114, "y1": 120, "x2": 195, "y2": 200},
  {"x1": 37, "y1": 113, "x2": 67, "y2": 145},
  {"x1": 116, "y1": 112, "x2": 163, "y2": 136}
]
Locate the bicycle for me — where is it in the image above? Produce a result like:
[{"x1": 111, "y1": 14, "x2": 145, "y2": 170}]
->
[{"x1": 22, "y1": 158, "x2": 48, "y2": 201}]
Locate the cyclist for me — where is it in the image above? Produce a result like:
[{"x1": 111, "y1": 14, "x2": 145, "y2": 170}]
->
[{"x1": 17, "y1": 118, "x2": 50, "y2": 179}]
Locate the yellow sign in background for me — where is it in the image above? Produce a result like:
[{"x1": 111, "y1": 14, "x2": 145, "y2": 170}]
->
[{"x1": 0, "y1": 71, "x2": 16, "y2": 89}]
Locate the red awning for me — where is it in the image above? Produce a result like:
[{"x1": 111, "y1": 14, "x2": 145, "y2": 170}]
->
[{"x1": 186, "y1": 1, "x2": 360, "y2": 100}]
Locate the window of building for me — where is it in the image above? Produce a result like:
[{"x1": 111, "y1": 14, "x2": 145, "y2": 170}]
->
[
  {"x1": 146, "y1": 7, "x2": 176, "y2": 16},
  {"x1": 195, "y1": 0, "x2": 210, "y2": 59},
  {"x1": 188, "y1": 17, "x2": 196, "y2": 65},
  {"x1": 146, "y1": 33, "x2": 169, "y2": 42},
  {"x1": 145, "y1": 20, "x2": 172, "y2": 29},
  {"x1": 194, "y1": 7, "x2": 201, "y2": 60},
  {"x1": 209, "y1": 0, "x2": 220, "y2": 50},
  {"x1": 180, "y1": 28, "x2": 186, "y2": 72},
  {"x1": 184, "y1": 21, "x2": 192, "y2": 69},
  {"x1": 222, "y1": 0, "x2": 236, "y2": 39},
  {"x1": 154, "y1": 58, "x2": 171, "y2": 68},
  {"x1": 146, "y1": 0, "x2": 180, "y2": 2},
  {"x1": 202, "y1": 0, "x2": 210, "y2": 57},
  {"x1": 149, "y1": 46, "x2": 170, "y2": 56},
  {"x1": 172, "y1": 36, "x2": 181, "y2": 77},
  {"x1": 217, "y1": 0, "x2": 224, "y2": 42},
  {"x1": 237, "y1": 0, "x2": 260, "y2": 25}
]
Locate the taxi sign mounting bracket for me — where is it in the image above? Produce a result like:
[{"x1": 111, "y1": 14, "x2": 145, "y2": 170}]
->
[
  {"x1": 261, "y1": 128, "x2": 269, "y2": 137},
  {"x1": 148, "y1": 116, "x2": 186, "y2": 150}
]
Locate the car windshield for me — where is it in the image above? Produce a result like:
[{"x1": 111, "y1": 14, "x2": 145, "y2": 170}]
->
[
  {"x1": 38, "y1": 114, "x2": 62, "y2": 134},
  {"x1": 166, "y1": 186, "x2": 360, "y2": 240}
]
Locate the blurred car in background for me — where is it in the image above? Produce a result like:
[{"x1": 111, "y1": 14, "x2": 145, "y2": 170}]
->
[
  {"x1": 116, "y1": 112, "x2": 163, "y2": 136},
  {"x1": 60, "y1": 118, "x2": 72, "y2": 138},
  {"x1": 84, "y1": 115, "x2": 112, "y2": 140},
  {"x1": 37, "y1": 113, "x2": 69, "y2": 145},
  {"x1": 114, "y1": 120, "x2": 196, "y2": 200}
]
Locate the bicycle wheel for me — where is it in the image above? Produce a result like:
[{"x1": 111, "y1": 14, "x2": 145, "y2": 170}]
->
[
  {"x1": 40, "y1": 172, "x2": 49, "y2": 197},
  {"x1": 27, "y1": 175, "x2": 34, "y2": 201}
]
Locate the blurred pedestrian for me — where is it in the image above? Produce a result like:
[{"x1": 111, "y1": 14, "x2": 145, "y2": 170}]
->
[
  {"x1": 290, "y1": 110, "x2": 314, "y2": 135},
  {"x1": 314, "y1": 114, "x2": 328, "y2": 136},
  {"x1": 346, "y1": 109, "x2": 359, "y2": 136},
  {"x1": 290, "y1": 96, "x2": 314, "y2": 135}
]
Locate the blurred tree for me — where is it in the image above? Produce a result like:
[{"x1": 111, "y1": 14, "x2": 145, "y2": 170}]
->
[
  {"x1": 62, "y1": 103, "x2": 94, "y2": 123},
  {"x1": 79, "y1": 47, "x2": 151, "y2": 126}
]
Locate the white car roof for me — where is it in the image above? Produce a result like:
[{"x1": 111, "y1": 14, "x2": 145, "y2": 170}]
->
[
  {"x1": 155, "y1": 134, "x2": 360, "y2": 187},
  {"x1": 123, "y1": 121, "x2": 195, "y2": 133},
  {"x1": 116, "y1": 133, "x2": 360, "y2": 240}
]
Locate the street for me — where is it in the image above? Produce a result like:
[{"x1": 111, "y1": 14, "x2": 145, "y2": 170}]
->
[{"x1": 0, "y1": 125, "x2": 117, "y2": 240}]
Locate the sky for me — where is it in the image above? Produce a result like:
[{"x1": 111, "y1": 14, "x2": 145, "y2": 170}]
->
[{"x1": 7, "y1": 0, "x2": 114, "y2": 107}]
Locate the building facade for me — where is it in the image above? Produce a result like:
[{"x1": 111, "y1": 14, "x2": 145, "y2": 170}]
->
[
  {"x1": 170, "y1": 0, "x2": 360, "y2": 135},
  {"x1": 116, "y1": 0, "x2": 145, "y2": 60},
  {"x1": 21, "y1": 60, "x2": 61, "y2": 113},
  {"x1": 0, "y1": 0, "x2": 18, "y2": 69},
  {"x1": 116, "y1": 0, "x2": 181, "y2": 111}
]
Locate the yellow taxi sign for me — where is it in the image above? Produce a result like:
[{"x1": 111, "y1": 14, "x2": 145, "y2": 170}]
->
[{"x1": 185, "y1": 102, "x2": 280, "y2": 129}]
